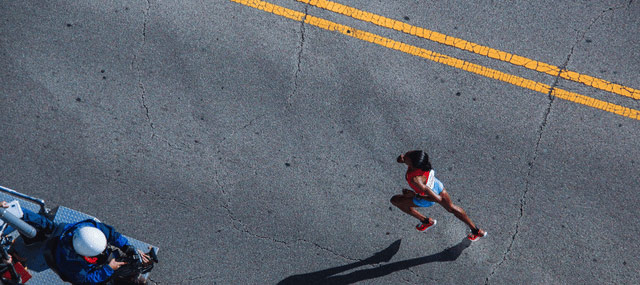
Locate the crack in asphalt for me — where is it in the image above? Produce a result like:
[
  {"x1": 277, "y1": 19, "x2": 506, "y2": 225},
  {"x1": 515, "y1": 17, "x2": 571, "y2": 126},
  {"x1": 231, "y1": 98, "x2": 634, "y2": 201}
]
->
[
  {"x1": 228, "y1": 215, "x2": 364, "y2": 263},
  {"x1": 484, "y1": 5, "x2": 625, "y2": 283},
  {"x1": 288, "y1": 5, "x2": 308, "y2": 108},
  {"x1": 214, "y1": 172, "x2": 363, "y2": 263},
  {"x1": 221, "y1": 199, "x2": 363, "y2": 263},
  {"x1": 141, "y1": 0, "x2": 152, "y2": 134},
  {"x1": 140, "y1": 85, "x2": 152, "y2": 129},
  {"x1": 484, "y1": 73, "x2": 557, "y2": 285},
  {"x1": 130, "y1": 0, "x2": 194, "y2": 153},
  {"x1": 133, "y1": 0, "x2": 153, "y2": 136}
]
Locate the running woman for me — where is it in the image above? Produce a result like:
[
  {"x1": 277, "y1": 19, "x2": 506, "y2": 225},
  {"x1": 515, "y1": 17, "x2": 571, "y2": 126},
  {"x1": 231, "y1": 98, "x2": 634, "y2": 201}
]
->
[{"x1": 390, "y1": 150, "x2": 487, "y2": 241}]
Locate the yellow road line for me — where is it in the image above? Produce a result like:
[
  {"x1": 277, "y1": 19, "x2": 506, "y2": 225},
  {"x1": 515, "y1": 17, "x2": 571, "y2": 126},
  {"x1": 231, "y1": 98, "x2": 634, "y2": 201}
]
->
[
  {"x1": 296, "y1": 0, "x2": 640, "y2": 101},
  {"x1": 231, "y1": 0, "x2": 640, "y2": 121}
]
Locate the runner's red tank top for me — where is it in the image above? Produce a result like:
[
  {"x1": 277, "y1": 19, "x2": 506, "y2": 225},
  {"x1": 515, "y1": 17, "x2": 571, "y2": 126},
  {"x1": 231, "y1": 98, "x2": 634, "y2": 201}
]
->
[{"x1": 406, "y1": 168, "x2": 433, "y2": 195}]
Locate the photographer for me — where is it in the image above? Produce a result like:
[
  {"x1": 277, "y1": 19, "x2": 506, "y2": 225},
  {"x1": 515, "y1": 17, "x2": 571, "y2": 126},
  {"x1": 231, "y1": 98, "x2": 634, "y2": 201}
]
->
[{"x1": 0, "y1": 201, "x2": 153, "y2": 284}]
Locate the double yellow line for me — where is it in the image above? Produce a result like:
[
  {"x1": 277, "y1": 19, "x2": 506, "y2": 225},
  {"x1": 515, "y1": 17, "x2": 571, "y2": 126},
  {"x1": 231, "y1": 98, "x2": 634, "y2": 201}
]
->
[{"x1": 231, "y1": 0, "x2": 640, "y2": 121}]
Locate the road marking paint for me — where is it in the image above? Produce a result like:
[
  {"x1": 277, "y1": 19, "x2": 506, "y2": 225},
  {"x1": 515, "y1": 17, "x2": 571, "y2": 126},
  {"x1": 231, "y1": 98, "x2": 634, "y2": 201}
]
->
[
  {"x1": 231, "y1": 0, "x2": 640, "y2": 121},
  {"x1": 296, "y1": 0, "x2": 640, "y2": 101}
]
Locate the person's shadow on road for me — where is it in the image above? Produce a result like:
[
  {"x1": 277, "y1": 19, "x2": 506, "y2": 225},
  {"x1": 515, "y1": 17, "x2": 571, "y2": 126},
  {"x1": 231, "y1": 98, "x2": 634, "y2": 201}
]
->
[{"x1": 278, "y1": 238, "x2": 472, "y2": 285}]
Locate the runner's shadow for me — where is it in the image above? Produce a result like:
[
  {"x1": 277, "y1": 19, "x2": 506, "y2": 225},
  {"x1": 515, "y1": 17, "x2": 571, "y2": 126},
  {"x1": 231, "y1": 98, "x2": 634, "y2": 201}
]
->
[{"x1": 278, "y1": 238, "x2": 471, "y2": 285}]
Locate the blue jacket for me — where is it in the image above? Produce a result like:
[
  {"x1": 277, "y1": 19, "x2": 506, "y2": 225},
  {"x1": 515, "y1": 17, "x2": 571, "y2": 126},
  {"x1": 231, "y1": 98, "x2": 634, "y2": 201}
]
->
[{"x1": 55, "y1": 220, "x2": 130, "y2": 284}]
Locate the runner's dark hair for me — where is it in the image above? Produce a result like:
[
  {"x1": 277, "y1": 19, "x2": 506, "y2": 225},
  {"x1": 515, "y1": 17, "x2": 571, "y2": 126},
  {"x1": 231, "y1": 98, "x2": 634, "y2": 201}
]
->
[{"x1": 407, "y1": 150, "x2": 432, "y2": 171}]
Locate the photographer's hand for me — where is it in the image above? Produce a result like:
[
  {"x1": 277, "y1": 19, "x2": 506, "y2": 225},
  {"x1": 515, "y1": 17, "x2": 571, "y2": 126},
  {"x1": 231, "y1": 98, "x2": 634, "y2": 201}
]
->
[
  {"x1": 108, "y1": 258, "x2": 127, "y2": 270},
  {"x1": 138, "y1": 249, "x2": 152, "y2": 265}
]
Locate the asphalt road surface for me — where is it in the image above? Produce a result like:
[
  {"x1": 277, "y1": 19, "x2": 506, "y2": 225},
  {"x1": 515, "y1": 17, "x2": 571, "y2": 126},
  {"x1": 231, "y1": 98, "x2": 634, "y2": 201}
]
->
[{"x1": 1, "y1": 0, "x2": 639, "y2": 284}]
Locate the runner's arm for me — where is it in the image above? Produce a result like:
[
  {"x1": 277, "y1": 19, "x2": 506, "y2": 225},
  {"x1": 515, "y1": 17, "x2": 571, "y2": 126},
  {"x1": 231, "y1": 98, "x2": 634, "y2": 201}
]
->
[{"x1": 412, "y1": 176, "x2": 442, "y2": 203}]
